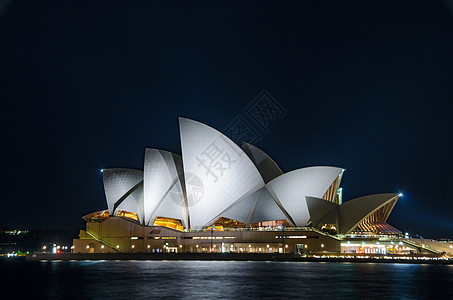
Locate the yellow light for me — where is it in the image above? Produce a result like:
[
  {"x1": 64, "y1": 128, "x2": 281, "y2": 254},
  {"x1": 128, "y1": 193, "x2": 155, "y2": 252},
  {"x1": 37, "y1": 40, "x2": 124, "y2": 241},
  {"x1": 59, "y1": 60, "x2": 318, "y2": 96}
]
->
[
  {"x1": 196, "y1": 245, "x2": 199, "y2": 248},
  {"x1": 321, "y1": 244, "x2": 324, "y2": 248},
  {"x1": 153, "y1": 217, "x2": 184, "y2": 231},
  {"x1": 101, "y1": 245, "x2": 104, "y2": 249},
  {"x1": 86, "y1": 245, "x2": 89, "y2": 249},
  {"x1": 249, "y1": 245, "x2": 251, "y2": 247},
  {"x1": 147, "y1": 245, "x2": 150, "y2": 248},
  {"x1": 132, "y1": 245, "x2": 135, "y2": 248},
  {"x1": 285, "y1": 245, "x2": 288, "y2": 248},
  {"x1": 116, "y1": 245, "x2": 119, "y2": 248},
  {"x1": 267, "y1": 245, "x2": 269, "y2": 248},
  {"x1": 42, "y1": 246, "x2": 46, "y2": 250},
  {"x1": 180, "y1": 245, "x2": 182, "y2": 248}
]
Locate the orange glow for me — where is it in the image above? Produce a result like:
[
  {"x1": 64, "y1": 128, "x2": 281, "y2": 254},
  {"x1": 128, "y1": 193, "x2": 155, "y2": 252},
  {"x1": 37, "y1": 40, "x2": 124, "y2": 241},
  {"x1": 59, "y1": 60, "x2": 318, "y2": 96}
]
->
[
  {"x1": 116, "y1": 210, "x2": 138, "y2": 221},
  {"x1": 213, "y1": 217, "x2": 245, "y2": 229},
  {"x1": 82, "y1": 210, "x2": 110, "y2": 222},
  {"x1": 206, "y1": 225, "x2": 224, "y2": 231},
  {"x1": 153, "y1": 217, "x2": 184, "y2": 231}
]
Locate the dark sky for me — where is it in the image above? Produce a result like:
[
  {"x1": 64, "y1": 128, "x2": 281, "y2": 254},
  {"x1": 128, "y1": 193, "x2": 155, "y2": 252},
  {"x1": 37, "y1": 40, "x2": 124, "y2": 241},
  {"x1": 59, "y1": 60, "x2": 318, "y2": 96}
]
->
[{"x1": 1, "y1": 1, "x2": 452, "y2": 238}]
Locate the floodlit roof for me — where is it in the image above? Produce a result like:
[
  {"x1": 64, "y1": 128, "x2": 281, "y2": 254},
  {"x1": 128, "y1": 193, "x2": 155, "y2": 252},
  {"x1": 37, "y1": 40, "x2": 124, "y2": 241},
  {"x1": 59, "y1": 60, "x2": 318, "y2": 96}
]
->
[{"x1": 98, "y1": 118, "x2": 398, "y2": 233}]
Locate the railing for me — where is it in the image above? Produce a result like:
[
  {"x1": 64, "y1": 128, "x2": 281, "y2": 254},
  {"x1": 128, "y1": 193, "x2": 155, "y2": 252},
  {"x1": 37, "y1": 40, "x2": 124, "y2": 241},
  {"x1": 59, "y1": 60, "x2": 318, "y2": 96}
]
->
[
  {"x1": 85, "y1": 230, "x2": 123, "y2": 253},
  {"x1": 401, "y1": 239, "x2": 443, "y2": 255},
  {"x1": 184, "y1": 226, "x2": 314, "y2": 232}
]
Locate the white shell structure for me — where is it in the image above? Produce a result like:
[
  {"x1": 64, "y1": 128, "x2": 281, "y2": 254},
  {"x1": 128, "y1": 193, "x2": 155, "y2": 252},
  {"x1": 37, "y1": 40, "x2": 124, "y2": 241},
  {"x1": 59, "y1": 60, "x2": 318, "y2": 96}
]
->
[
  {"x1": 179, "y1": 117, "x2": 265, "y2": 228},
  {"x1": 266, "y1": 166, "x2": 344, "y2": 226},
  {"x1": 338, "y1": 193, "x2": 399, "y2": 234},
  {"x1": 241, "y1": 143, "x2": 283, "y2": 183},
  {"x1": 143, "y1": 148, "x2": 187, "y2": 227},
  {"x1": 306, "y1": 196, "x2": 339, "y2": 228},
  {"x1": 99, "y1": 118, "x2": 399, "y2": 233},
  {"x1": 115, "y1": 185, "x2": 144, "y2": 224},
  {"x1": 102, "y1": 168, "x2": 143, "y2": 215},
  {"x1": 213, "y1": 187, "x2": 288, "y2": 225},
  {"x1": 248, "y1": 187, "x2": 288, "y2": 224}
]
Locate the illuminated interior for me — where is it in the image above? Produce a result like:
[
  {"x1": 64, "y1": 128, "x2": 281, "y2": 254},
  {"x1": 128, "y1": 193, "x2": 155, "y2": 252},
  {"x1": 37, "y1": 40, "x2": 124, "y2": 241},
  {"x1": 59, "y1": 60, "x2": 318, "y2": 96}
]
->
[
  {"x1": 320, "y1": 224, "x2": 337, "y2": 234},
  {"x1": 82, "y1": 210, "x2": 110, "y2": 222},
  {"x1": 251, "y1": 220, "x2": 291, "y2": 228},
  {"x1": 116, "y1": 210, "x2": 139, "y2": 222},
  {"x1": 352, "y1": 196, "x2": 400, "y2": 234},
  {"x1": 205, "y1": 217, "x2": 246, "y2": 231},
  {"x1": 322, "y1": 172, "x2": 343, "y2": 204},
  {"x1": 207, "y1": 218, "x2": 293, "y2": 230},
  {"x1": 153, "y1": 217, "x2": 184, "y2": 231}
]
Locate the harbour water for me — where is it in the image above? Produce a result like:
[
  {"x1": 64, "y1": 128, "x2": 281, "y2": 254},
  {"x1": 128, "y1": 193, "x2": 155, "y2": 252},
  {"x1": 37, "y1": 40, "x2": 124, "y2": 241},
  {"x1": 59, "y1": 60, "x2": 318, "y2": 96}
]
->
[{"x1": 1, "y1": 259, "x2": 452, "y2": 299}]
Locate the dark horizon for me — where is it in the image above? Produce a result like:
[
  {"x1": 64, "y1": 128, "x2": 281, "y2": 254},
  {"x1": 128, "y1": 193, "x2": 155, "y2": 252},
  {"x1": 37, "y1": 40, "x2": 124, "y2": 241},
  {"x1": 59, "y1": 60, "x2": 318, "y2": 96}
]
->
[{"x1": 1, "y1": 1, "x2": 453, "y2": 239}]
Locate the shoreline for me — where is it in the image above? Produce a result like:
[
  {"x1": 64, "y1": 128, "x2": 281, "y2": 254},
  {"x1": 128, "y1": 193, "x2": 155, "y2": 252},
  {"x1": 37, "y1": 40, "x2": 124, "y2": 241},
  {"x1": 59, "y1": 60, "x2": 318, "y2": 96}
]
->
[{"x1": 23, "y1": 252, "x2": 453, "y2": 264}]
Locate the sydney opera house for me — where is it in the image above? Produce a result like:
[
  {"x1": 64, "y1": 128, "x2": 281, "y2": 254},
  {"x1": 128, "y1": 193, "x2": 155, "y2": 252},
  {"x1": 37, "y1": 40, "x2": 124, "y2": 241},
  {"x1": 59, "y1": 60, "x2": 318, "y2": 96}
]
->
[{"x1": 73, "y1": 118, "x2": 451, "y2": 256}]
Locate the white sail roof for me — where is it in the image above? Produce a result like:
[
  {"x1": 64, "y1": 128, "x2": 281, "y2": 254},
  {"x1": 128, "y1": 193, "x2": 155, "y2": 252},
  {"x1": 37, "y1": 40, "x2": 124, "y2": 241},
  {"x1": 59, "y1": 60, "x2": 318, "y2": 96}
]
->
[
  {"x1": 241, "y1": 143, "x2": 283, "y2": 183},
  {"x1": 102, "y1": 168, "x2": 143, "y2": 215},
  {"x1": 266, "y1": 166, "x2": 343, "y2": 226},
  {"x1": 179, "y1": 117, "x2": 265, "y2": 228},
  {"x1": 143, "y1": 148, "x2": 187, "y2": 227},
  {"x1": 115, "y1": 184, "x2": 144, "y2": 223},
  {"x1": 338, "y1": 193, "x2": 399, "y2": 234}
]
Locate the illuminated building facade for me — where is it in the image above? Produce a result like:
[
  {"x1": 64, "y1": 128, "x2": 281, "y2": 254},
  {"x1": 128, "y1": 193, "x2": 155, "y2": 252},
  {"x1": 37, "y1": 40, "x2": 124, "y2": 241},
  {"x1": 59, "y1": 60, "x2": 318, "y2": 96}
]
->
[{"x1": 73, "y1": 118, "x2": 451, "y2": 255}]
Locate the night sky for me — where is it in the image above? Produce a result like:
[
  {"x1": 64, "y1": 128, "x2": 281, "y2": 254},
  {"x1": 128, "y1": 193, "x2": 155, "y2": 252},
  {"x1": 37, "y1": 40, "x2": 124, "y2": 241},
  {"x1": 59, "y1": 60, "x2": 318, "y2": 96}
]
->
[{"x1": 1, "y1": 1, "x2": 452, "y2": 238}]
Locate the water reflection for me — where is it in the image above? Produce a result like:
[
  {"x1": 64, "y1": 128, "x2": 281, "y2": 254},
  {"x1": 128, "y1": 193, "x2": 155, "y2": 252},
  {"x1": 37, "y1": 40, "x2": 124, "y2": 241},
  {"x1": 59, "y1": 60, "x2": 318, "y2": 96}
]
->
[{"x1": 2, "y1": 260, "x2": 452, "y2": 298}]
